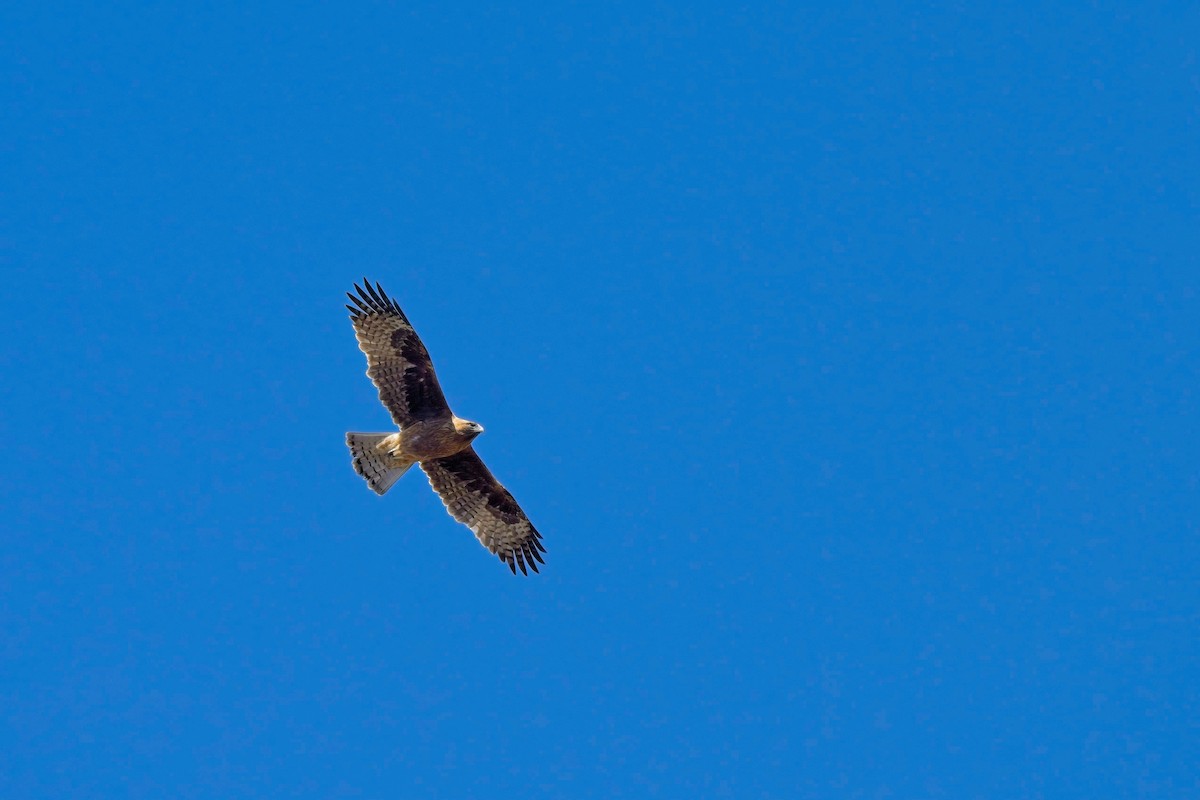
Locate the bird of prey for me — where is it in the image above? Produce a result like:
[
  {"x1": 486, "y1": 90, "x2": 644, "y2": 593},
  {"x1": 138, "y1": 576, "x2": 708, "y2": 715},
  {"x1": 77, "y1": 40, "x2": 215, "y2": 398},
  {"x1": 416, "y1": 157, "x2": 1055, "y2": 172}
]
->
[{"x1": 344, "y1": 280, "x2": 546, "y2": 575}]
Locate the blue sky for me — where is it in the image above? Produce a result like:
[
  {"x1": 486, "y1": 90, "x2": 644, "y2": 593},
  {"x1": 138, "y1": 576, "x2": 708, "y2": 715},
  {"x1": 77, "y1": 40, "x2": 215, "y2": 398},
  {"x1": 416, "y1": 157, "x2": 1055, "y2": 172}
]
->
[{"x1": 2, "y1": 3, "x2": 1197, "y2": 798}]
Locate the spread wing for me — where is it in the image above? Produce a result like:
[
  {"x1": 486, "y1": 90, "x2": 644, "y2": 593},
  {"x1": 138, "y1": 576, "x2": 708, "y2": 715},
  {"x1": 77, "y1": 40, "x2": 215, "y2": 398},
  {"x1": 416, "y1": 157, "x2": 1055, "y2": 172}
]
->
[
  {"x1": 346, "y1": 280, "x2": 450, "y2": 428},
  {"x1": 421, "y1": 447, "x2": 546, "y2": 575}
]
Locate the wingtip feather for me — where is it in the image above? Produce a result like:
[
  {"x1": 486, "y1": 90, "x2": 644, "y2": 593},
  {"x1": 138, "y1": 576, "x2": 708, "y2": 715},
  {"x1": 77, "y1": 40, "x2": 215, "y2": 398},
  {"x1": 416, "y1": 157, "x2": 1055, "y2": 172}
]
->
[
  {"x1": 363, "y1": 280, "x2": 383, "y2": 306},
  {"x1": 346, "y1": 279, "x2": 408, "y2": 322}
]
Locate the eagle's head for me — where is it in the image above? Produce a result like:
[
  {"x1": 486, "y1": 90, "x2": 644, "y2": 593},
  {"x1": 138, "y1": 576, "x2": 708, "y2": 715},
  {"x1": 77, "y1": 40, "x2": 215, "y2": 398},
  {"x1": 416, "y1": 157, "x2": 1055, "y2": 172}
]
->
[{"x1": 453, "y1": 417, "x2": 485, "y2": 439}]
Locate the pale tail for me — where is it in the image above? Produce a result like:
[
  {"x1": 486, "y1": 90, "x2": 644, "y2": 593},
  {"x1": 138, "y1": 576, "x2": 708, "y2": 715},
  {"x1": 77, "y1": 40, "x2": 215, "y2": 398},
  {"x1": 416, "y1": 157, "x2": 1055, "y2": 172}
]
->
[{"x1": 346, "y1": 432, "x2": 414, "y2": 495}]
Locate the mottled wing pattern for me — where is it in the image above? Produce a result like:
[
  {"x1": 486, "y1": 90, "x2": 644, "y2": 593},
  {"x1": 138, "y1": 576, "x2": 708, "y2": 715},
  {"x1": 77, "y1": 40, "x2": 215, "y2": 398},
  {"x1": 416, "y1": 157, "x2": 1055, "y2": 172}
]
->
[
  {"x1": 346, "y1": 280, "x2": 450, "y2": 428},
  {"x1": 421, "y1": 447, "x2": 546, "y2": 575}
]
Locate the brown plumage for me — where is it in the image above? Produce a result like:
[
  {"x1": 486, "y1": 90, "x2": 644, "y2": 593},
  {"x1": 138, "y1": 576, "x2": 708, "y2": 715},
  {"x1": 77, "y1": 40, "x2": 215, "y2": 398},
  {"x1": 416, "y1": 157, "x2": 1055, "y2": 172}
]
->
[{"x1": 344, "y1": 280, "x2": 546, "y2": 575}]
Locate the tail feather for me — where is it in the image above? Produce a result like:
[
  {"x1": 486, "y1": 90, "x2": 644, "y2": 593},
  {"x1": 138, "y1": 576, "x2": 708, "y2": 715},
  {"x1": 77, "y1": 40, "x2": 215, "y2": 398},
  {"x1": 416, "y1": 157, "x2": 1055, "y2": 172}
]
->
[{"x1": 346, "y1": 432, "x2": 414, "y2": 495}]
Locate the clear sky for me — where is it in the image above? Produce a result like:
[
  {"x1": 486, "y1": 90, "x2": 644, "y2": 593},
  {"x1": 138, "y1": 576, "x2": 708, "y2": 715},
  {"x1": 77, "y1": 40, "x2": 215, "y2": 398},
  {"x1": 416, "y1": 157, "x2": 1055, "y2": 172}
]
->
[{"x1": 2, "y1": 3, "x2": 1197, "y2": 798}]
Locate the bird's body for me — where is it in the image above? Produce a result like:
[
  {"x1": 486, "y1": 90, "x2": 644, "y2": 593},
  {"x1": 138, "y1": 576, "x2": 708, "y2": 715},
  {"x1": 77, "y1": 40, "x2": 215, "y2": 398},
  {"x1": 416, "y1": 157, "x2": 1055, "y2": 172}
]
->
[
  {"x1": 344, "y1": 280, "x2": 546, "y2": 575},
  {"x1": 375, "y1": 416, "x2": 482, "y2": 464}
]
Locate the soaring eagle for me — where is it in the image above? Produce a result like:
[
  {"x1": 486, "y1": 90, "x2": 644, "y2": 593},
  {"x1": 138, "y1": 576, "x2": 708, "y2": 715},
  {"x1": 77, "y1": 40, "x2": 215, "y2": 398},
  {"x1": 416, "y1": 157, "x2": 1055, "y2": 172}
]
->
[{"x1": 344, "y1": 280, "x2": 546, "y2": 575}]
